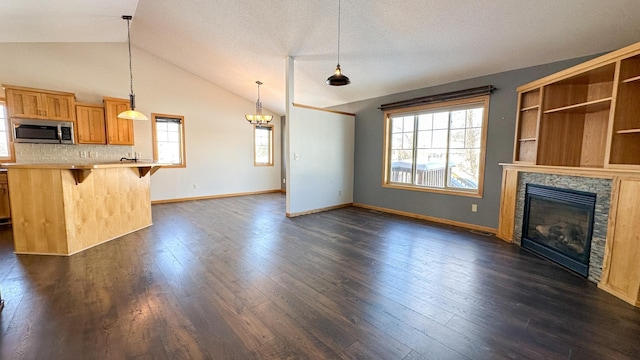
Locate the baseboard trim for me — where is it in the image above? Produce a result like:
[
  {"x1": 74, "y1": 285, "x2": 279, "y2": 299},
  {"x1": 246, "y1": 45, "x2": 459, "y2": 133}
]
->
[
  {"x1": 151, "y1": 189, "x2": 282, "y2": 204},
  {"x1": 286, "y1": 203, "x2": 353, "y2": 218},
  {"x1": 353, "y1": 203, "x2": 497, "y2": 234}
]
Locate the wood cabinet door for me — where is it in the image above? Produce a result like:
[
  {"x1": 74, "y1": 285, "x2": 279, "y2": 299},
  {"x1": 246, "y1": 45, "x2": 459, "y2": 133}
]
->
[
  {"x1": 104, "y1": 98, "x2": 135, "y2": 145},
  {"x1": 43, "y1": 93, "x2": 75, "y2": 121},
  {"x1": 0, "y1": 174, "x2": 10, "y2": 220},
  {"x1": 76, "y1": 105, "x2": 106, "y2": 144},
  {"x1": 6, "y1": 89, "x2": 44, "y2": 118},
  {"x1": 601, "y1": 178, "x2": 640, "y2": 306}
]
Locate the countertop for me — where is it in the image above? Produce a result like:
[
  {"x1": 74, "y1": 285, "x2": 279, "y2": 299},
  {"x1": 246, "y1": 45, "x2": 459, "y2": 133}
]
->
[
  {"x1": 0, "y1": 161, "x2": 165, "y2": 170},
  {"x1": 0, "y1": 161, "x2": 167, "y2": 183}
]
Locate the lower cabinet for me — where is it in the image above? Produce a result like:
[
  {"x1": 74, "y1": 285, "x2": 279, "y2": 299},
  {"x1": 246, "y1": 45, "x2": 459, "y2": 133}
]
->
[{"x1": 0, "y1": 172, "x2": 10, "y2": 221}]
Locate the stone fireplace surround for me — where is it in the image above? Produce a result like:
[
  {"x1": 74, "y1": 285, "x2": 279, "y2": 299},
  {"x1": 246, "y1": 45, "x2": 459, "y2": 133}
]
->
[{"x1": 513, "y1": 172, "x2": 612, "y2": 283}]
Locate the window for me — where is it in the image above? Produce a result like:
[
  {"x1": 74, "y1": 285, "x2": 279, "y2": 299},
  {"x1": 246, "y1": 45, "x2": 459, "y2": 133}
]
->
[
  {"x1": 383, "y1": 96, "x2": 489, "y2": 197},
  {"x1": 0, "y1": 100, "x2": 13, "y2": 162},
  {"x1": 254, "y1": 125, "x2": 273, "y2": 166},
  {"x1": 152, "y1": 113, "x2": 186, "y2": 167}
]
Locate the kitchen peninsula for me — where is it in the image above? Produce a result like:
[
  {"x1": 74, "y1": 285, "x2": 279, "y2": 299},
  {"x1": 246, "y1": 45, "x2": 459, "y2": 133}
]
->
[{"x1": 1, "y1": 162, "x2": 161, "y2": 255}]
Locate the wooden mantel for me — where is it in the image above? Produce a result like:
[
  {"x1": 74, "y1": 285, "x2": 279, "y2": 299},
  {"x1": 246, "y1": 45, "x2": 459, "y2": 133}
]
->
[{"x1": 1, "y1": 162, "x2": 163, "y2": 256}]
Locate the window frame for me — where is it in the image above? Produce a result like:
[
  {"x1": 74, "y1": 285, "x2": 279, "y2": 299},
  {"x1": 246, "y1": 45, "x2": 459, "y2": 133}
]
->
[
  {"x1": 382, "y1": 95, "x2": 490, "y2": 198},
  {"x1": 0, "y1": 99, "x2": 15, "y2": 162},
  {"x1": 151, "y1": 113, "x2": 186, "y2": 168},
  {"x1": 253, "y1": 124, "x2": 274, "y2": 166}
]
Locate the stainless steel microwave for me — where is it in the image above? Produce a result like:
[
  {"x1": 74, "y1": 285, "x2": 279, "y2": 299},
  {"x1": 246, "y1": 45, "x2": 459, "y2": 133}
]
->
[{"x1": 12, "y1": 118, "x2": 74, "y2": 144}]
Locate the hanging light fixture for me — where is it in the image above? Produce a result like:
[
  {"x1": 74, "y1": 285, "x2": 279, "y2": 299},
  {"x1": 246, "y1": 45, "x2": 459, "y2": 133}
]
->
[
  {"x1": 118, "y1": 15, "x2": 148, "y2": 121},
  {"x1": 245, "y1": 81, "x2": 273, "y2": 125},
  {"x1": 326, "y1": 0, "x2": 350, "y2": 86}
]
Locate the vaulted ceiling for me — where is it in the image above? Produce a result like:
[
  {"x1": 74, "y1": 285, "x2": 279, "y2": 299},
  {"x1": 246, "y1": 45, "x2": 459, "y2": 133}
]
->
[{"x1": 2, "y1": 0, "x2": 640, "y2": 115}]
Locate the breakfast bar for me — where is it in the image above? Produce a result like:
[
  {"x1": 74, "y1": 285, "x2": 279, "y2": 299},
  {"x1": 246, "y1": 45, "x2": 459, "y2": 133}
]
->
[{"x1": 1, "y1": 162, "x2": 161, "y2": 255}]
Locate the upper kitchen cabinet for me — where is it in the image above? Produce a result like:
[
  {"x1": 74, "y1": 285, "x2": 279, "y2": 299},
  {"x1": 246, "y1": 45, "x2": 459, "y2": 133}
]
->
[
  {"x1": 103, "y1": 97, "x2": 134, "y2": 145},
  {"x1": 4, "y1": 85, "x2": 75, "y2": 122},
  {"x1": 75, "y1": 103, "x2": 106, "y2": 145}
]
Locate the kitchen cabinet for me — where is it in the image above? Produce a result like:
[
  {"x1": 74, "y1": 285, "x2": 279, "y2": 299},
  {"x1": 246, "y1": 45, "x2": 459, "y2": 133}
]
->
[
  {"x1": 75, "y1": 104, "x2": 106, "y2": 144},
  {"x1": 104, "y1": 97, "x2": 134, "y2": 145},
  {"x1": 0, "y1": 172, "x2": 10, "y2": 221},
  {"x1": 4, "y1": 85, "x2": 75, "y2": 121}
]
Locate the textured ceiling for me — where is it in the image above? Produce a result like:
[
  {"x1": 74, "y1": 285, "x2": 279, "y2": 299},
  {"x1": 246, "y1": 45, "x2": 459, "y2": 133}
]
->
[{"x1": 2, "y1": 0, "x2": 640, "y2": 115}]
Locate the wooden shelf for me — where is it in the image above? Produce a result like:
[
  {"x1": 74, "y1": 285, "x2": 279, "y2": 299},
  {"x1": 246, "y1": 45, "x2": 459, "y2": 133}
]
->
[
  {"x1": 543, "y1": 98, "x2": 612, "y2": 114},
  {"x1": 622, "y1": 75, "x2": 640, "y2": 84},
  {"x1": 518, "y1": 138, "x2": 536, "y2": 142},
  {"x1": 521, "y1": 105, "x2": 539, "y2": 112},
  {"x1": 616, "y1": 128, "x2": 640, "y2": 134}
]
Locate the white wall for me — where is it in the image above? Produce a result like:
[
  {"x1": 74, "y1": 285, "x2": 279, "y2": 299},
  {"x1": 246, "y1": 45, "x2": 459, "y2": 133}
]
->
[
  {"x1": 287, "y1": 105, "x2": 354, "y2": 215},
  {"x1": 0, "y1": 43, "x2": 281, "y2": 202}
]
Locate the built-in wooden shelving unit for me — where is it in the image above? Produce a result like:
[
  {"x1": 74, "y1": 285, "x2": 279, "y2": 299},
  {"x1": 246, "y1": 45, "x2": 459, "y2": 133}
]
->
[
  {"x1": 503, "y1": 41, "x2": 640, "y2": 308},
  {"x1": 512, "y1": 44, "x2": 640, "y2": 169}
]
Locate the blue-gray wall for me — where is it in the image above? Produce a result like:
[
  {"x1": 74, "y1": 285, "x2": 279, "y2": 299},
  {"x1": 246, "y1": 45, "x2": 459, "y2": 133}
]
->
[{"x1": 335, "y1": 54, "x2": 599, "y2": 229}]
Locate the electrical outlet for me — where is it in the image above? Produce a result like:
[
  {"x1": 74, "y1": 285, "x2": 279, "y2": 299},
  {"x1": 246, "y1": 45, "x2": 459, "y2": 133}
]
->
[
  {"x1": 282, "y1": 178, "x2": 286, "y2": 184},
  {"x1": 79, "y1": 151, "x2": 86, "y2": 158},
  {"x1": 193, "y1": 184, "x2": 198, "y2": 189},
  {"x1": 471, "y1": 204, "x2": 478, "y2": 212},
  {"x1": 338, "y1": 190, "x2": 342, "y2": 196}
]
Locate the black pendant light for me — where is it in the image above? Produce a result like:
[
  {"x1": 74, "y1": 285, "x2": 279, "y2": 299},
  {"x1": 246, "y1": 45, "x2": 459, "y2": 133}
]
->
[
  {"x1": 118, "y1": 15, "x2": 148, "y2": 121},
  {"x1": 326, "y1": 0, "x2": 350, "y2": 86}
]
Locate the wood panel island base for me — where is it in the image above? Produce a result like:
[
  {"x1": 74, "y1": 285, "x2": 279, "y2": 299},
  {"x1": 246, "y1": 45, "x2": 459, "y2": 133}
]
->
[{"x1": 1, "y1": 163, "x2": 161, "y2": 256}]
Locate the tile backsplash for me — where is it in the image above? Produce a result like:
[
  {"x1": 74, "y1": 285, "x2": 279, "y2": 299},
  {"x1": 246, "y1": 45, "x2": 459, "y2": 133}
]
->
[{"x1": 15, "y1": 143, "x2": 133, "y2": 163}]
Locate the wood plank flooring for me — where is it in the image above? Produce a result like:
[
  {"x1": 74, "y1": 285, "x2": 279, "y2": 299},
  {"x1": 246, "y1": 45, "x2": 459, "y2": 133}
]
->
[{"x1": 1, "y1": 193, "x2": 639, "y2": 359}]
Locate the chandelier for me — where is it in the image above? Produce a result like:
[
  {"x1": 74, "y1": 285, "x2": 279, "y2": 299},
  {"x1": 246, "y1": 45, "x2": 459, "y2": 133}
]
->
[{"x1": 245, "y1": 81, "x2": 273, "y2": 125}]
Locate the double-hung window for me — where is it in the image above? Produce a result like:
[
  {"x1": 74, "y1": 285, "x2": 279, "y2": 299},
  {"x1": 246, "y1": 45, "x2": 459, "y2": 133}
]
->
[
  {"x1": 152, "y1": 113, "x2": 186, "y2": 167},
  {"x1": 383, "y1": 96, "x2": 489, "y2": 197},
  {"x1": 254, "y1": 125, "x2": 273, "y2": 166}
]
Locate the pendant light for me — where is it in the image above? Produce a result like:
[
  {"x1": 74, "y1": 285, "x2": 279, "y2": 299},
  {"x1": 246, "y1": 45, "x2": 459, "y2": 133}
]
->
[
  {"x1": 245, "y1": 81, "x2": 273, "y2": 125},
  {"x1": 326, "y1": 0, "x2": 350, "y2": 86},
  {"x1": 118, "y1": 15, "x2": 148, "y2": 121}
]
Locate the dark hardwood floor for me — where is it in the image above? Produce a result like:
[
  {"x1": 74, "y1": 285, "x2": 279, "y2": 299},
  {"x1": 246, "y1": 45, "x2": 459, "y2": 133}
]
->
[{"x1": 1, "y1": 193, "x2": 639, "y2": 359}]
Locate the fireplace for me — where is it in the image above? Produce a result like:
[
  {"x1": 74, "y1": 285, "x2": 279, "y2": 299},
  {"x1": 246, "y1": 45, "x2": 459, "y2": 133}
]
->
[{"x1": 521, "y1": 184, "x2": 596, "y2": 277}]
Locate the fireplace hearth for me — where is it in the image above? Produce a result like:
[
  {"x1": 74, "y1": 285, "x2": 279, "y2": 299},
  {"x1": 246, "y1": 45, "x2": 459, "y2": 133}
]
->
[{"x1": 521, "y1": 184, "x2": 596, "y2": 277}]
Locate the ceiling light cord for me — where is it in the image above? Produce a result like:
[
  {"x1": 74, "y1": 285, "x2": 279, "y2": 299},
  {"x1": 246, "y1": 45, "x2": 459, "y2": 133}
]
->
[
  {"x1": 337, "y1": 0, "x2": 341, "y2": 66},
  {"x1": 126, "y1": 17, "x2": 134, "y2": 97}
]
